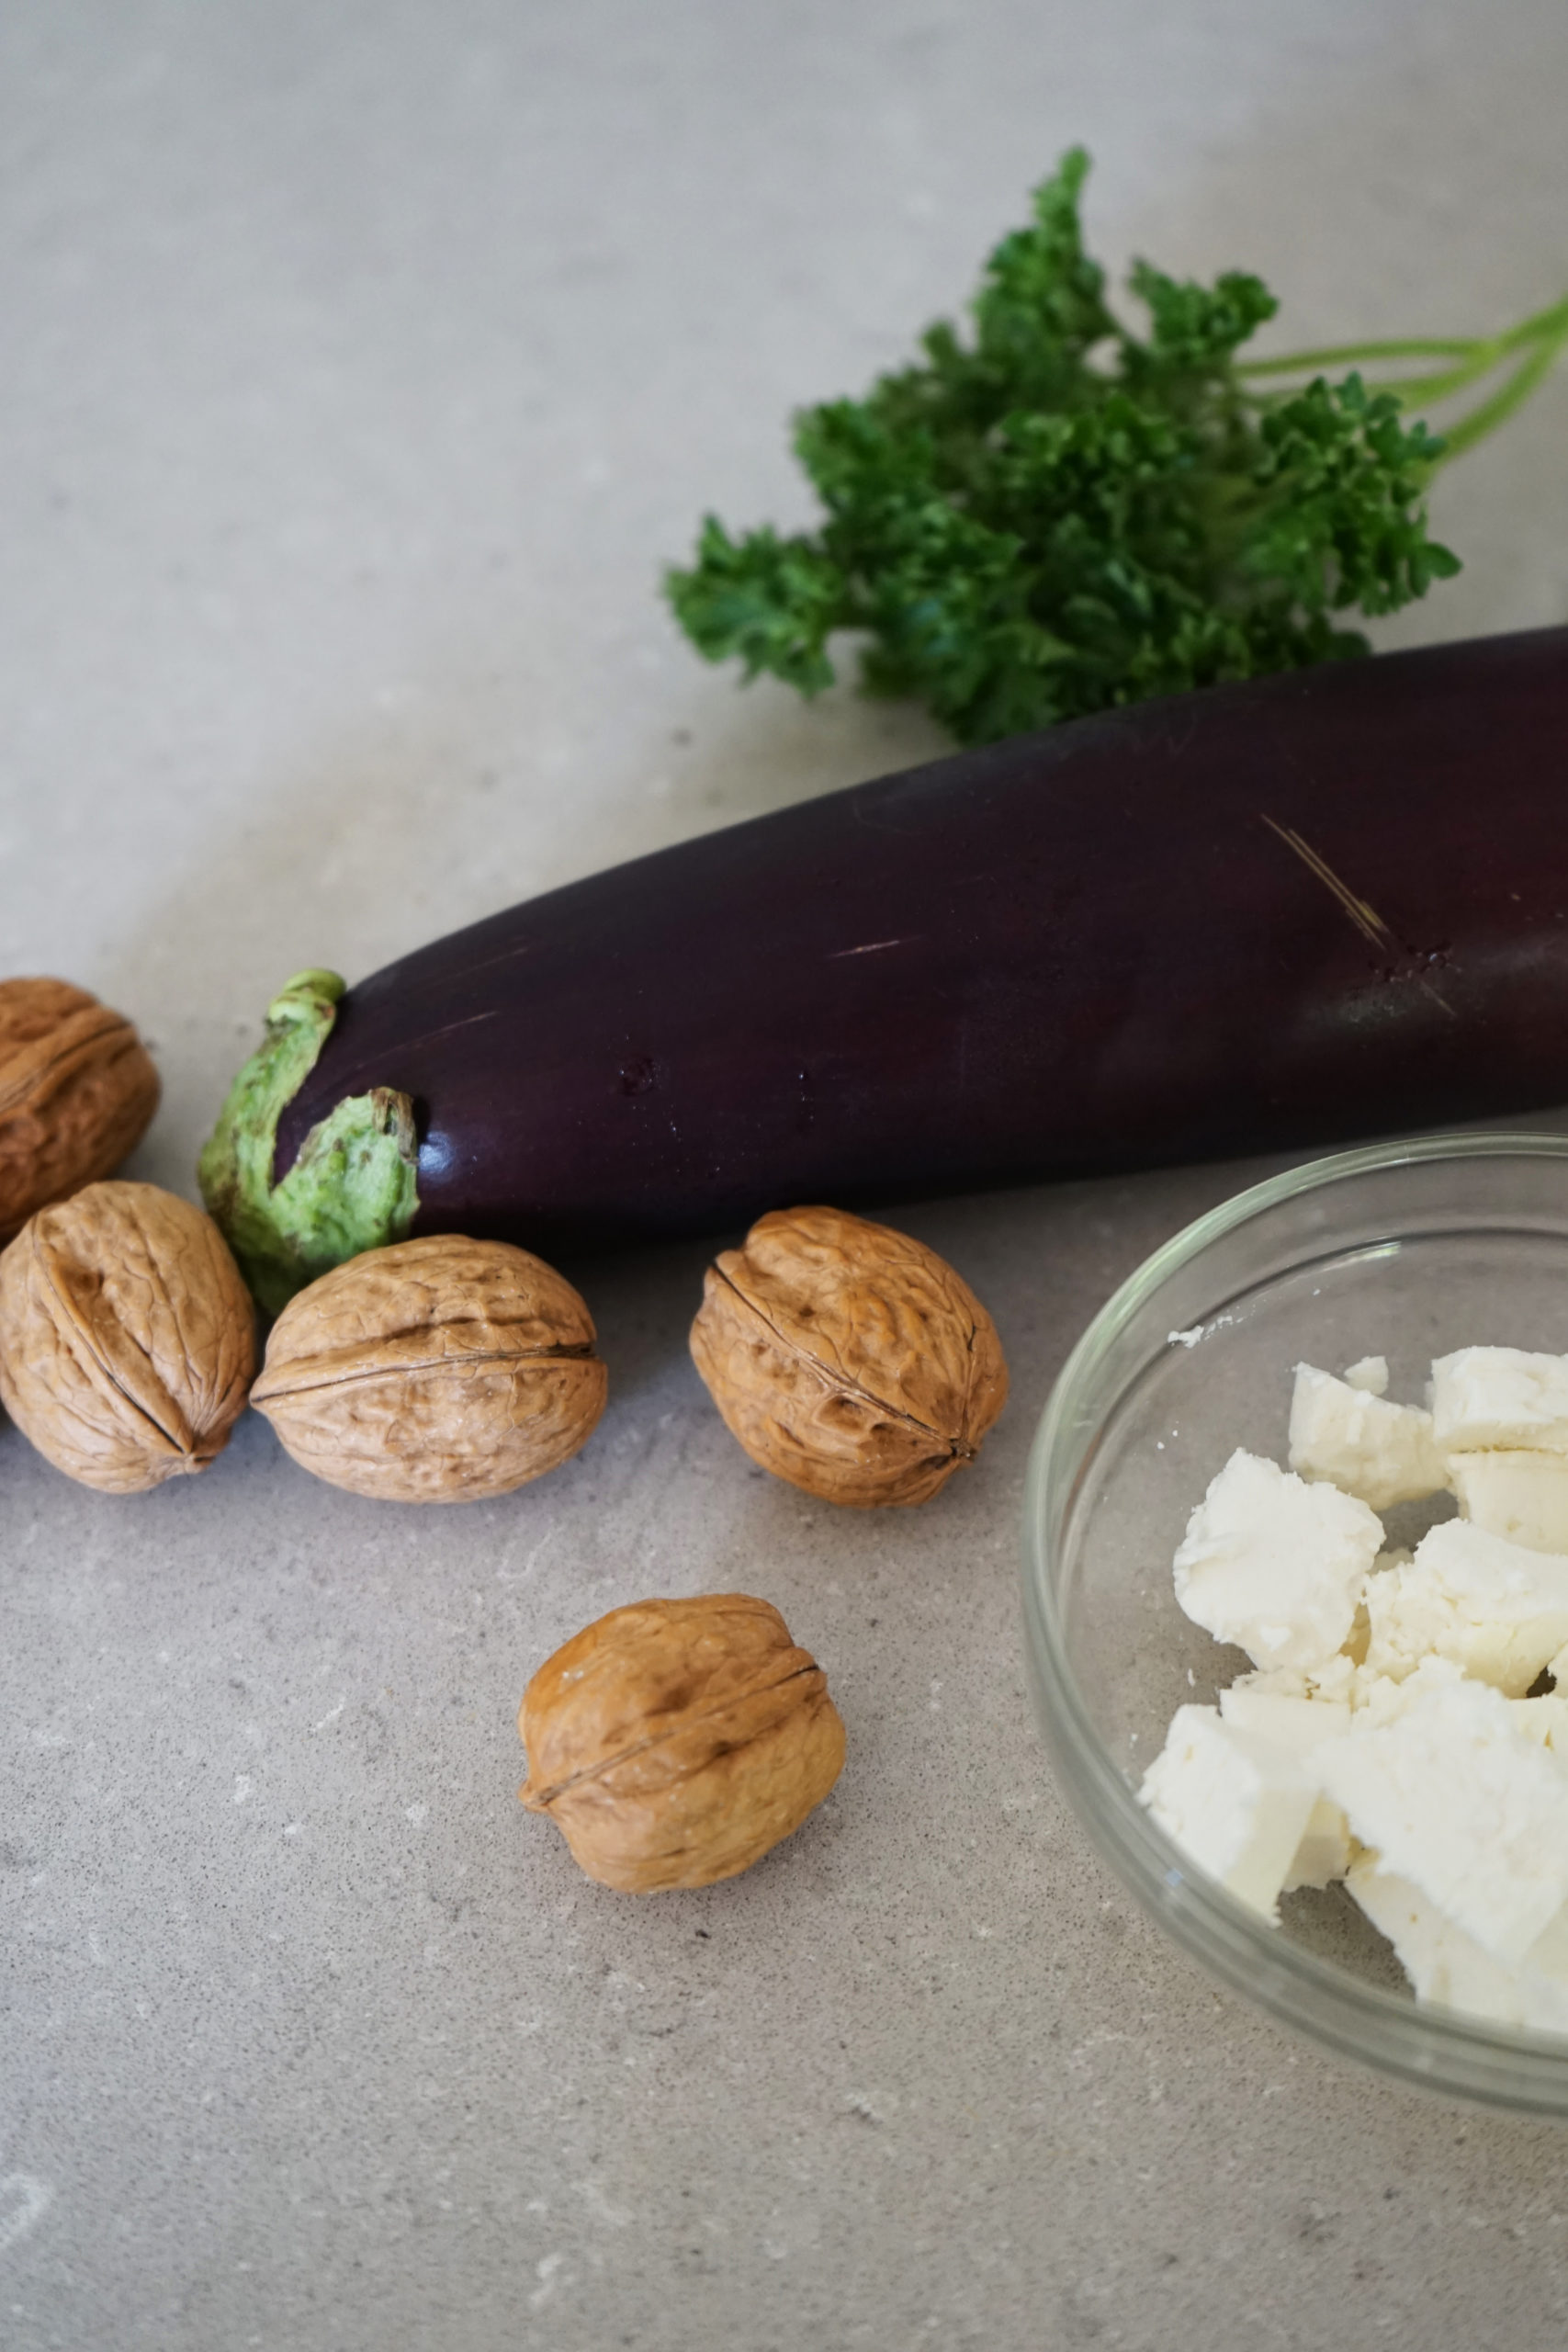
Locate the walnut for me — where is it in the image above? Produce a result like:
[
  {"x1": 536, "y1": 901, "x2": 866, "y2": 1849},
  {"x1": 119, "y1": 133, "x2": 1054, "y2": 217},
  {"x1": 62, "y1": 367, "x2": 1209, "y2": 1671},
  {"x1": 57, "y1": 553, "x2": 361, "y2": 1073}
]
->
[
  {"x1": 250, "y1": 1232, "x2": 606, "y2": 1502},
  {"x1": 0, "y1": 977, "x2": 161, "y2": 1241},
  {"x1": 0, "y1": 1182, "x2": 254, "y2": 1492},
  {"x1": 690, "y1": 1204, "x2": 1008, "y2": 1507},
  {"x1": 518, "y1": 1593, "x2": 845, "y2": 1891}
]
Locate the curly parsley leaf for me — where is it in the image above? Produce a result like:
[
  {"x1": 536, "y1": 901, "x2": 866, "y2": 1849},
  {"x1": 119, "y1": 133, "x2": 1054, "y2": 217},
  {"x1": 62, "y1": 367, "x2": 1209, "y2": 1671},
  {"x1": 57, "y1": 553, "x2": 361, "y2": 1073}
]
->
[{"x1": 667, "y1": 149, "x2": 1561, "y2": 746}]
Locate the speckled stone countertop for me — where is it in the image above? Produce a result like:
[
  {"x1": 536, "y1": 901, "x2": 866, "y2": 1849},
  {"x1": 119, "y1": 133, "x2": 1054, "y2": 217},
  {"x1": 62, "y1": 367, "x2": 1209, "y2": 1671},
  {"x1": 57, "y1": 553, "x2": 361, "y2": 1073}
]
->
[{"x1": 4, "y1": 6, "x2": 1568, "y2": 2346}]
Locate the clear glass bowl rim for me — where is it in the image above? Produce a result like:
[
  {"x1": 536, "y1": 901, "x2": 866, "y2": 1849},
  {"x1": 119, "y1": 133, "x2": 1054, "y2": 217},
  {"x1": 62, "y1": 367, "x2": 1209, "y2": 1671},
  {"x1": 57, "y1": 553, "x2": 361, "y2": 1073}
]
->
[{"x1": 1021, "y1": 1128, "x2": 1568, "y2": 2116}]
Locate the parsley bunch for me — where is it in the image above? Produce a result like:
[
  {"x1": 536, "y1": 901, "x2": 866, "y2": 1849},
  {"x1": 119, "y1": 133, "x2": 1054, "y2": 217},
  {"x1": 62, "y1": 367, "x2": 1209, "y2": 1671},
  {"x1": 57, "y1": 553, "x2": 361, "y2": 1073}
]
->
[{"x1": 666, "y1": 150, "x2": 1566, "y2": 745}]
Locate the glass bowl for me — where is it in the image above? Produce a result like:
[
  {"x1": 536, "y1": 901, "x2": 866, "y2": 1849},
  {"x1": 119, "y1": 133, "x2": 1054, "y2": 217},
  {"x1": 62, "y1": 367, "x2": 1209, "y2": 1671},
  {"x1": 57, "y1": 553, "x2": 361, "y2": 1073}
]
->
[{"x1": 1021, "y1": 1130, "x2": 1568, "y2": 2115}]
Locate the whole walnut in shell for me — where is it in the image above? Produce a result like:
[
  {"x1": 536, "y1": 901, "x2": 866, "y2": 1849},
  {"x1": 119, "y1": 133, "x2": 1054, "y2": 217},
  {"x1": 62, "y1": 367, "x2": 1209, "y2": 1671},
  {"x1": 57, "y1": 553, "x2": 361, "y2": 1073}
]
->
[
  {"x1": 519, "y1": 1593, "x2": 845, "y2": 1892},
  {"x1": 250, "y1": 1232, "x2": 606, "y2": 1502},
  {"x1": 0, "y1": 1181, "x2": 254, "y2": 1492},
  {"x1": 690, "y1": 1204, "x2": 1008, "y2": 1507},
  {"x1": 0, "y1": 978, "x2": 161, "y2": 1241}
]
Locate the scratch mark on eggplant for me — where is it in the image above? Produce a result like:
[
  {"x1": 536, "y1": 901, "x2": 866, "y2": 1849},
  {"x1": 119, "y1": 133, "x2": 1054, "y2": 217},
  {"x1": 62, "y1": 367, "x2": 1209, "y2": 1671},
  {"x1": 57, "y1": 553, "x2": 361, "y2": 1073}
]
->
[
  {"x1": 1262, "y1": 817, "x2": 1391, "y2": 949},
  {"x1": 1262, "y1": 815, "x2": 1457, "y2": 1019},
  {"x1": 1412, "y1": 975, "x2": 1458, "y2": 1020},
  {"x1": 827, "y1": 938, "x2": 910, "y2": 960},
  {"x1": 434, "y1": 940, "x2": 543, "y2": 985},
  {"x1": 371, "y1": 1008, "x2": 503, "y2": 1057}
]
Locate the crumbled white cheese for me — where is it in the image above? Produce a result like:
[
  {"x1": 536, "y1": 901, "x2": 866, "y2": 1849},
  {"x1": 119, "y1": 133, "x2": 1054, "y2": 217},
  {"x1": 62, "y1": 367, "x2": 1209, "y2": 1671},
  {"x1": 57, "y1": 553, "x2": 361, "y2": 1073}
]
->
[
  {"x1": 1511, "y1": 1691, "x2": 1568, "y2": 1754},
  {"x1": 1287, "y1": 1802, "x2": 1355, "y2": 1893},
  {"x1": 1431, "y1": 1347, "x2": 1568, "y2": 1454},
  {"x1": 1241, "y1": 1655, "x2": 1480, "y2": 1727},
  {"x1": 1350, "y1": 1656, "x2": 1453, "y2": 1725},
  {"x1": 1143, "y1": 1340, "x2": 1568, "y2": 2031},
  {"x1": 1138, "y1": 1706, "x2": 1323, "y2": 1917},
  {"x1": 1172, "y1": 1449, "x2": 1383, "y2": 1672},
  {"x1": 1362, "y1": 1520, "x2": 1568, "y2": 1695},
  {"x1": 1346, "y1": 1862, "x2": 1568, "y2": 2032},
  {"x1": 1315, "y1": 1672, "x2": 1568, "y2": 1969},
  {"x1": 1218, "y1": 1686, "x2": 1354, "y2": 1886},
  {"x1": 1287, "y1": 1363, "x2": 1448, "y2": 1511},
  {"x1": 1227, "y1": 1653, "x2": 1360, "y2": 1706},
  {"x1": 1451, "y1": 1451, "x2": 1568, "y2": 1555},
  {"x1": 1219, "y1": 1687, "x2": 1353, "y2": 1748}
]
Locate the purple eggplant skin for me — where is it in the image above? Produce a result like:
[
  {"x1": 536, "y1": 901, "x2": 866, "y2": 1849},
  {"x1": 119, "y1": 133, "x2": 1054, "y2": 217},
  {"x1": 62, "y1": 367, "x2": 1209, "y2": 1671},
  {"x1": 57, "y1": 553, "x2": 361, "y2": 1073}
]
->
[{"x1": 276, "y1": 626, "x2": 1568, "y2": 1261}]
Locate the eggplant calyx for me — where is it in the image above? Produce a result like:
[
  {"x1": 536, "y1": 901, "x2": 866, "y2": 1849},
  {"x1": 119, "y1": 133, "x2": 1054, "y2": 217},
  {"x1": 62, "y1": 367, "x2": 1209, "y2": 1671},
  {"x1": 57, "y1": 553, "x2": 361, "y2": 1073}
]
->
[{"x1": 197, "y1": 969, "x2": 420, "y2": 1317}]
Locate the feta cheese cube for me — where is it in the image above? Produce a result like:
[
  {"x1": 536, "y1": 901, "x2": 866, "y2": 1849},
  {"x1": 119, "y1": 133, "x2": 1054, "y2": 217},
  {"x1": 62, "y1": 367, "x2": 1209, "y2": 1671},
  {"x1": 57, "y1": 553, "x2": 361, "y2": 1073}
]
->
[
  {"x1": 1351, "y1": 1654, "x2": 1460, "y2": 1724},
  {"x1": 1511, "y1": 1692, "x2": 1568, "y2": 1754},
  {"x1": 1238, "y1": 1655, "x2": 1458, "y2": 1727},
  {"x1": 1227, "y1": 1653, "x2": 1359, "y2": 1706},
  {"x1": 1289, "y1": 1801, "x2": 1356, "y2": 1893},
  {"x1": 1172, "y1": 1448, "x2": 1383, "y2": 1672},
  {"x1": 1363, "y1": 1520, "x2": 1568, "y2": 1695},
  {"x1": 1450, "y1": 1451, "x2": 1568, "y2": 1555},
  {"x1": 1431, "y1": 1347, "x2": 1568, "y2": 1454},
  {"x1": 1138, "y1": 1705, "x2": 1321, "y2": 1917},
  {"x1": 1219, "y1": 1687, "x2": 1353, "y2": 1748},
  {"x1": 1288, "y1": 1363, "x2": 1448, "y2": 1511},
  {"x1": 1346, "y1": 1862, "x2": 1568, "y2": 2031},
  {"x1": 1315, "y1": 1673, "x2": 1568, "y2": 1968},
  {"x1": 1142, "y1": 1331, "x2": 1568, "y2": 2028},
  {"x1": 1218, "y1": 1686, "x2": 1355, "y2": 1886}
]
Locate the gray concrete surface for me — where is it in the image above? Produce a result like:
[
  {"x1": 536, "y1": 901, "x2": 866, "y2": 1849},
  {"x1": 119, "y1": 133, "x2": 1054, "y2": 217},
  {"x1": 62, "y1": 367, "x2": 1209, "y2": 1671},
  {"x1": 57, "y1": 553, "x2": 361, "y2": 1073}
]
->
[{"x1": 4, "y1": 5, "x2": 1568, "y2": 2346}]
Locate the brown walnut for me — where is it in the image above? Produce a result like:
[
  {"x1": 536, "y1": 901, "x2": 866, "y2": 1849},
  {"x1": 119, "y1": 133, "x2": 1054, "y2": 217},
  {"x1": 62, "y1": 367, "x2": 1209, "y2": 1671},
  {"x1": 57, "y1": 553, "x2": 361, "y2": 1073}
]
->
[
  {"x1": 0, "y1": 977, "x2": 161, "y2": 1241},
  {"x1": 0, "y1": 1181, "x2": 255, "y2": 1492},
  {"x1": 518, "y1": 1593, "x2": 845, "y2": 1892},
  {"x1": 689, "y1": 1204, "x2": 1009, "y2": 1507},
  {"x1": 250, "y1": 1232, "x2": 606, "y2": 1502}
]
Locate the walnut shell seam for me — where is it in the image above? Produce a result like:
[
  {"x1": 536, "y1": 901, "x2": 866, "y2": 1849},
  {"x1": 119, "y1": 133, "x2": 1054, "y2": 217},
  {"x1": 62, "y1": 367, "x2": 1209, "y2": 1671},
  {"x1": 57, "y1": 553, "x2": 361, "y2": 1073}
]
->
[
  {"x1": 0, "y1": 1181, "x2": 255, "y2": 1492},
  {"x1": 252, "y1": 1338, "x2": 596, "y2": 1404},
  {"x1": 0, "y1": 979, "x2": 161, "y2": 1241},
  {"x1": 520, "y1": 1657, "x2": 825, "y2": 1810},
  {"x1": 706, "y1": 1261, "x2": 990, "y2": 1462},
  {"x1": 250, "y1": 1233, "x2": 607, "y2": 1502}
]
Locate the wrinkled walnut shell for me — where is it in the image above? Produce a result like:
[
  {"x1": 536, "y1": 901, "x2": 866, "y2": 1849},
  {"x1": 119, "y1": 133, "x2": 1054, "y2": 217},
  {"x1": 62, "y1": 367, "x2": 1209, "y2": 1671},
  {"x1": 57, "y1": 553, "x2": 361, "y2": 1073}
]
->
[
  {"x1": 0, "y1": 977, "x2": 161, "y2": 1241},
  {"x1": 519, "y1": 1593, "x2": 845, "y2": 1892},
  {"x1": 690, "y1": 1204, "x2": 1009, "y2": 1507},
  {"x1": 250, "y1": 1233, "x2": 607, "y2": 1502},
  {"x1": 0, "y1": 1181, "x2": 255, "y2": 1492}
]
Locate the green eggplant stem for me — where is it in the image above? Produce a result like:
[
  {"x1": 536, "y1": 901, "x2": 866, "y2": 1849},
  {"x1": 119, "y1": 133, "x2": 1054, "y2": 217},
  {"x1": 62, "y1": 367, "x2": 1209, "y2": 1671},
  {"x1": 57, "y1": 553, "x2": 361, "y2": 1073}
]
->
[{"x1": 197, "y1": 968, "x2": 419, "y2": 1317}]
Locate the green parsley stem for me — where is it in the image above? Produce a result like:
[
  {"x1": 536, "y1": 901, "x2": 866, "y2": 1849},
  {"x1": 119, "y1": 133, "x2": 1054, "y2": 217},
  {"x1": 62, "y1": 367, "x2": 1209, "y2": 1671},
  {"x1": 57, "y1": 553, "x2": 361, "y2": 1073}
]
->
[
  {"x1": 1433, "y1": 326, "x2": 1568, "y2": 466},
  {"x1": 1236, "y1": 290, "x2": 1568, "y2": 458},
  {"x1": 1237, "y1": 293, "x2": 1568, "y2": 379},
  {"x1": 1239, "y1": 335, "x2": 1486, "y2": 373}
]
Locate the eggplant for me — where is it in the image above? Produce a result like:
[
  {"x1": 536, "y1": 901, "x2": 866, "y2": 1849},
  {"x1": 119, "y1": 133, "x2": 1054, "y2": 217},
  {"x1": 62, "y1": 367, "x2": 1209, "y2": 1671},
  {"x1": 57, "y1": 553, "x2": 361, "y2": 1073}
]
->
[{"x1": 201, "y1": 626, "x2": 1568, "y2": 1310}]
